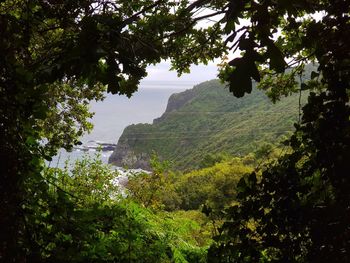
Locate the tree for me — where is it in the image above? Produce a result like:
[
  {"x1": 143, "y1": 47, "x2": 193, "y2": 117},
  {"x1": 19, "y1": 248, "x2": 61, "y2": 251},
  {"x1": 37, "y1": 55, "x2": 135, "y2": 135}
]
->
[
  {"x1": 126, "y1": 155, "x2": 175, "y2": 209},
  {"x1": 25, "y1": 155, "x2": 207, "y2": 262},
  {"x1": 1, "y1": 0, "x2": 349, "y2": 261},
  {"x1": 0, "y1": 0, "x2": 218, "y2": 260},
  {"x1": 166, "y1": 0, "x2": 348, "y2": 261}
]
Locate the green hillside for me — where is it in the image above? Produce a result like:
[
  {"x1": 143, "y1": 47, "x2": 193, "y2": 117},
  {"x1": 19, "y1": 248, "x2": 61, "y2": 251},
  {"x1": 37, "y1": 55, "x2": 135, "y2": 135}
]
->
[{"x1": 109, "y1": 79, "x2": 306, "y2": 170}]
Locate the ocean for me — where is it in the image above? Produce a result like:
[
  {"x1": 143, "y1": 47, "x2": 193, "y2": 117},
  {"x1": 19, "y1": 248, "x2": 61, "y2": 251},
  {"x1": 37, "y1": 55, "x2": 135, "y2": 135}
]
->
[{"x1": 49, "y1": 81, "x2": 195, "y2": 169}]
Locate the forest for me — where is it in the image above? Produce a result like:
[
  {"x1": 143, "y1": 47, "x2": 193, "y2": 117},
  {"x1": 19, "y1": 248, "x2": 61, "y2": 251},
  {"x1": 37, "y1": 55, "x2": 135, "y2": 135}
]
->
[
  {"x1": 108, "y1": 78, "x2": 309, "y2": 170},
  {"x1": 0, "y1": 0, "x2": 349, "y2": 262}
]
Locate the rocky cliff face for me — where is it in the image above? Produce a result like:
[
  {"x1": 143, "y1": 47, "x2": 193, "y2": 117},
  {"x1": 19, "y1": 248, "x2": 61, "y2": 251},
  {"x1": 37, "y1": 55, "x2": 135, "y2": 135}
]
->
[
  {"x1": 108, "y1": 137, "x2": 150, "y2": 170},
  {"x1": 153, "y1": 88, "x2": 195, "y2": 124}
]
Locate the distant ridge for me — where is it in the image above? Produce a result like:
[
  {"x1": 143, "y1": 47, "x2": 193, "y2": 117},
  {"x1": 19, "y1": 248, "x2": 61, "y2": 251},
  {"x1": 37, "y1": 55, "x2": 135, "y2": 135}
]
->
[{"x1": 109, "y1": 79, "x2": 305, "y2": 170}]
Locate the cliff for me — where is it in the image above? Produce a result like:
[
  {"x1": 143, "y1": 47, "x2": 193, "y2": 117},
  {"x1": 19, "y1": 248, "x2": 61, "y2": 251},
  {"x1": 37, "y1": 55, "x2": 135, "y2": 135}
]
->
[
  {"x1": 109, "y1": 79, "x2": 305, "y2": 170},
  {"x1": 108, "y1": 128, "x2": 151, "y2": 169},
  {"x1": 153, "y1": 88, "x2": 196, "y2": 124}
]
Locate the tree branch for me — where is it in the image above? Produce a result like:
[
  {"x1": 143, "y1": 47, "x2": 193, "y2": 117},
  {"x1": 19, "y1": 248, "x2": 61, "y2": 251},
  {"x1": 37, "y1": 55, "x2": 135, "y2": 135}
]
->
[
  {"x1": 120, "y1": 0, "x2": 164, "y2": 27},
  {"x1": 192, "y1": 10, "x2": 226, "y2": 23},
  {"x1": 185, "y1": 0, "x2": 210, "y2": 12}
]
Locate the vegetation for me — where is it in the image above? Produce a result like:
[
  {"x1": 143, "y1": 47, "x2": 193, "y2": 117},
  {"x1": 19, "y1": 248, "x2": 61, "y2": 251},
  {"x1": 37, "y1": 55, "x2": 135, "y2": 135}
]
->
[
  {"x1": 25, "y1": 153, "x2": 213, "y2": 262},
  {"x1": 1, "y1": 0, "x2": 349, "y2": 262},
  {"x1": 1, "y1": 1, "x2": 218, "y2": 259},
  {"x1": 183, "y1": 1, "x2": 349, "y2": 262},
  {"x1": 19, "y1": 145, "x2": 287, "y2": 262},
  {"x1": 110, "y1": 79, "x2": 304, "y2": 170}
]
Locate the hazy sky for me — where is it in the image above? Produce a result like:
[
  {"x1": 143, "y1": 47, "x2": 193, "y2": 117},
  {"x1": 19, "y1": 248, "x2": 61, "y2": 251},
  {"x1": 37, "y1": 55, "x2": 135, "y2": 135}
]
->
[{"x1": 141, "y1": 60, "x2": 219, "y2": 83}]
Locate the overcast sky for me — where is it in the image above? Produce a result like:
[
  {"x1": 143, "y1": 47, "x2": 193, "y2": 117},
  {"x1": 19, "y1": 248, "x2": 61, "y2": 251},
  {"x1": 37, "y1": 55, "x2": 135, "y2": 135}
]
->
[{"x1": 141, "y1": 60, "x2": 219, "y2": 83}]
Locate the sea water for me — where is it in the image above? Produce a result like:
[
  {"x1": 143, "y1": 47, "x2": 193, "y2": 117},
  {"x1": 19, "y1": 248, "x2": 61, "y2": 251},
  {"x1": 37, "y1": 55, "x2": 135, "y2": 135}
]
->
[{"x1": 49, "y1": 81, "x2": 194, "y2": 169}]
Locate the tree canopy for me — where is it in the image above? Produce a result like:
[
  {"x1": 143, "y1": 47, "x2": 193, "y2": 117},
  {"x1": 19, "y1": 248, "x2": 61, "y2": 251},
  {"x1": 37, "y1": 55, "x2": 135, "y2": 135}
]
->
[
  {"x1": 176, "y1": 0, "x2": 349, "y2": 261},
  {"x1": 0, "y1": 0, "x2": 194, "y2": 259},
  {"x1": 0, "y1": 0, "x2": 349, "y2": 261}
]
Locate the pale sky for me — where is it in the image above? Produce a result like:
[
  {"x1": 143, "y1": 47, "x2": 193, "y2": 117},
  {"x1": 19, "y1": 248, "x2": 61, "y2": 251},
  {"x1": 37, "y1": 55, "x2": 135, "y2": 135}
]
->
[{"x1": 141, "y1": 60, "x2": 219, "y2": 83}]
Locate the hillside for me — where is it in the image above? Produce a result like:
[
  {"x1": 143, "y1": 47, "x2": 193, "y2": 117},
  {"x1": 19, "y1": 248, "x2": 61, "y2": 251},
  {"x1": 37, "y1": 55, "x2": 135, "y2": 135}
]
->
[{"x1": 109, "y1": 79, "x2": 305, "y2": 170}]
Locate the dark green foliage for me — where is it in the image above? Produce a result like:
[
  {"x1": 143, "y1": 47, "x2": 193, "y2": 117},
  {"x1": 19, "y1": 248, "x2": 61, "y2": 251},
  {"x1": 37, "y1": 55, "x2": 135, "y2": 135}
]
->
[
  {"x1": 199, "y1": 153, "x2": 231, "y2": 169},
  {"x1": 197, "y1": 0, "x2": 350, "y2": 261},
  {"x1": 23, "y1": 155, "x2": 210, "y2": 262},
  {"x1": 174, "y1": 158, "x2": 253, "y2": 212},
  {"x1": 211, "y1": 90, "x2": 350, "y2": 262},
  {"x1": 0, "y1": 1, "x2": 221, "y2": 259},
  {"x1": 2, "y1": 0, "x2": 349, "y2": 261}
]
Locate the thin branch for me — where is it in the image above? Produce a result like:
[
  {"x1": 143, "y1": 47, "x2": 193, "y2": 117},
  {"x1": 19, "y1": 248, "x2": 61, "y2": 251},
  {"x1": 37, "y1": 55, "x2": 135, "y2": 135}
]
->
[
  {"x1": 120, "y1": 0, "x2": 163, "y2": 27},
  {"x1": 185, "y1": 0, "x2": 210, "y2": 12},
  {"x1": 228, "y1": 30, "x2": 249, "y2": 54},
  {"x1": 192, "y1": 10, "x2": 226, "y2": 22},
  {"x1": 41, "y1": 172, "x2": 80, "y2": 199},
  {"x1": 160, "y1": 21, "x2": 197, "y2": 40},
  {"x1": 37, "y1": 25, "x2": 62, "y2": 34},
  {"x1": 160, "y1": 10, "x2": 226, "y2": 40},
  {"x1": 286, "y1": 52, "x2": 315, "y2": 68},
  {"x1": 298, "y1": 74, "x2": 303, "y2": 124},
  {"x1": 172, "y1": 24, "x2": 221, "y2": 64},
  {"x1": 224, "y1": 26, "x2": 249, "y2": 46}
]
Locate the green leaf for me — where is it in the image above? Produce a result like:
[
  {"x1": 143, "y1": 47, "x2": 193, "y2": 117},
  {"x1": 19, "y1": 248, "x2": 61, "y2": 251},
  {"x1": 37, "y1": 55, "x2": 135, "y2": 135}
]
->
[
  {"x1": 248, "y1": 61, "x2": 260, "y2": 82},
  {"x1": 107, "y1": 81, "x2": 121, "y2": 94},
  {"x1": 237, "y1": 178, "x2": 248, "y2": 193},
  {"x1": 228, "y1": 71, "x2": 252, "y2": 98},
  {"x1": 311, "y1": 71, "x2": 319, "y2": 79},
  {"x1": 301, "y1": 83, "x2": 308, "y2": 90},
  {"x1": 248, "y1": 173, "x2": 257, "y2": 186},
  {"x1": 224, "y1": 20, "x2": 236, "y2": 34},
  {"x1": 226, "y1": 57, "x2": 256, "y2": 97},
  {"x1": 239, "y1": 38, "x2": 257, "y2": 51},
  {"x1": 267, "y1": 41, "x2": 286, "y2": 73},
  {"x1": 201, "y1": 204, "x2": 212, "y2": 216}
]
